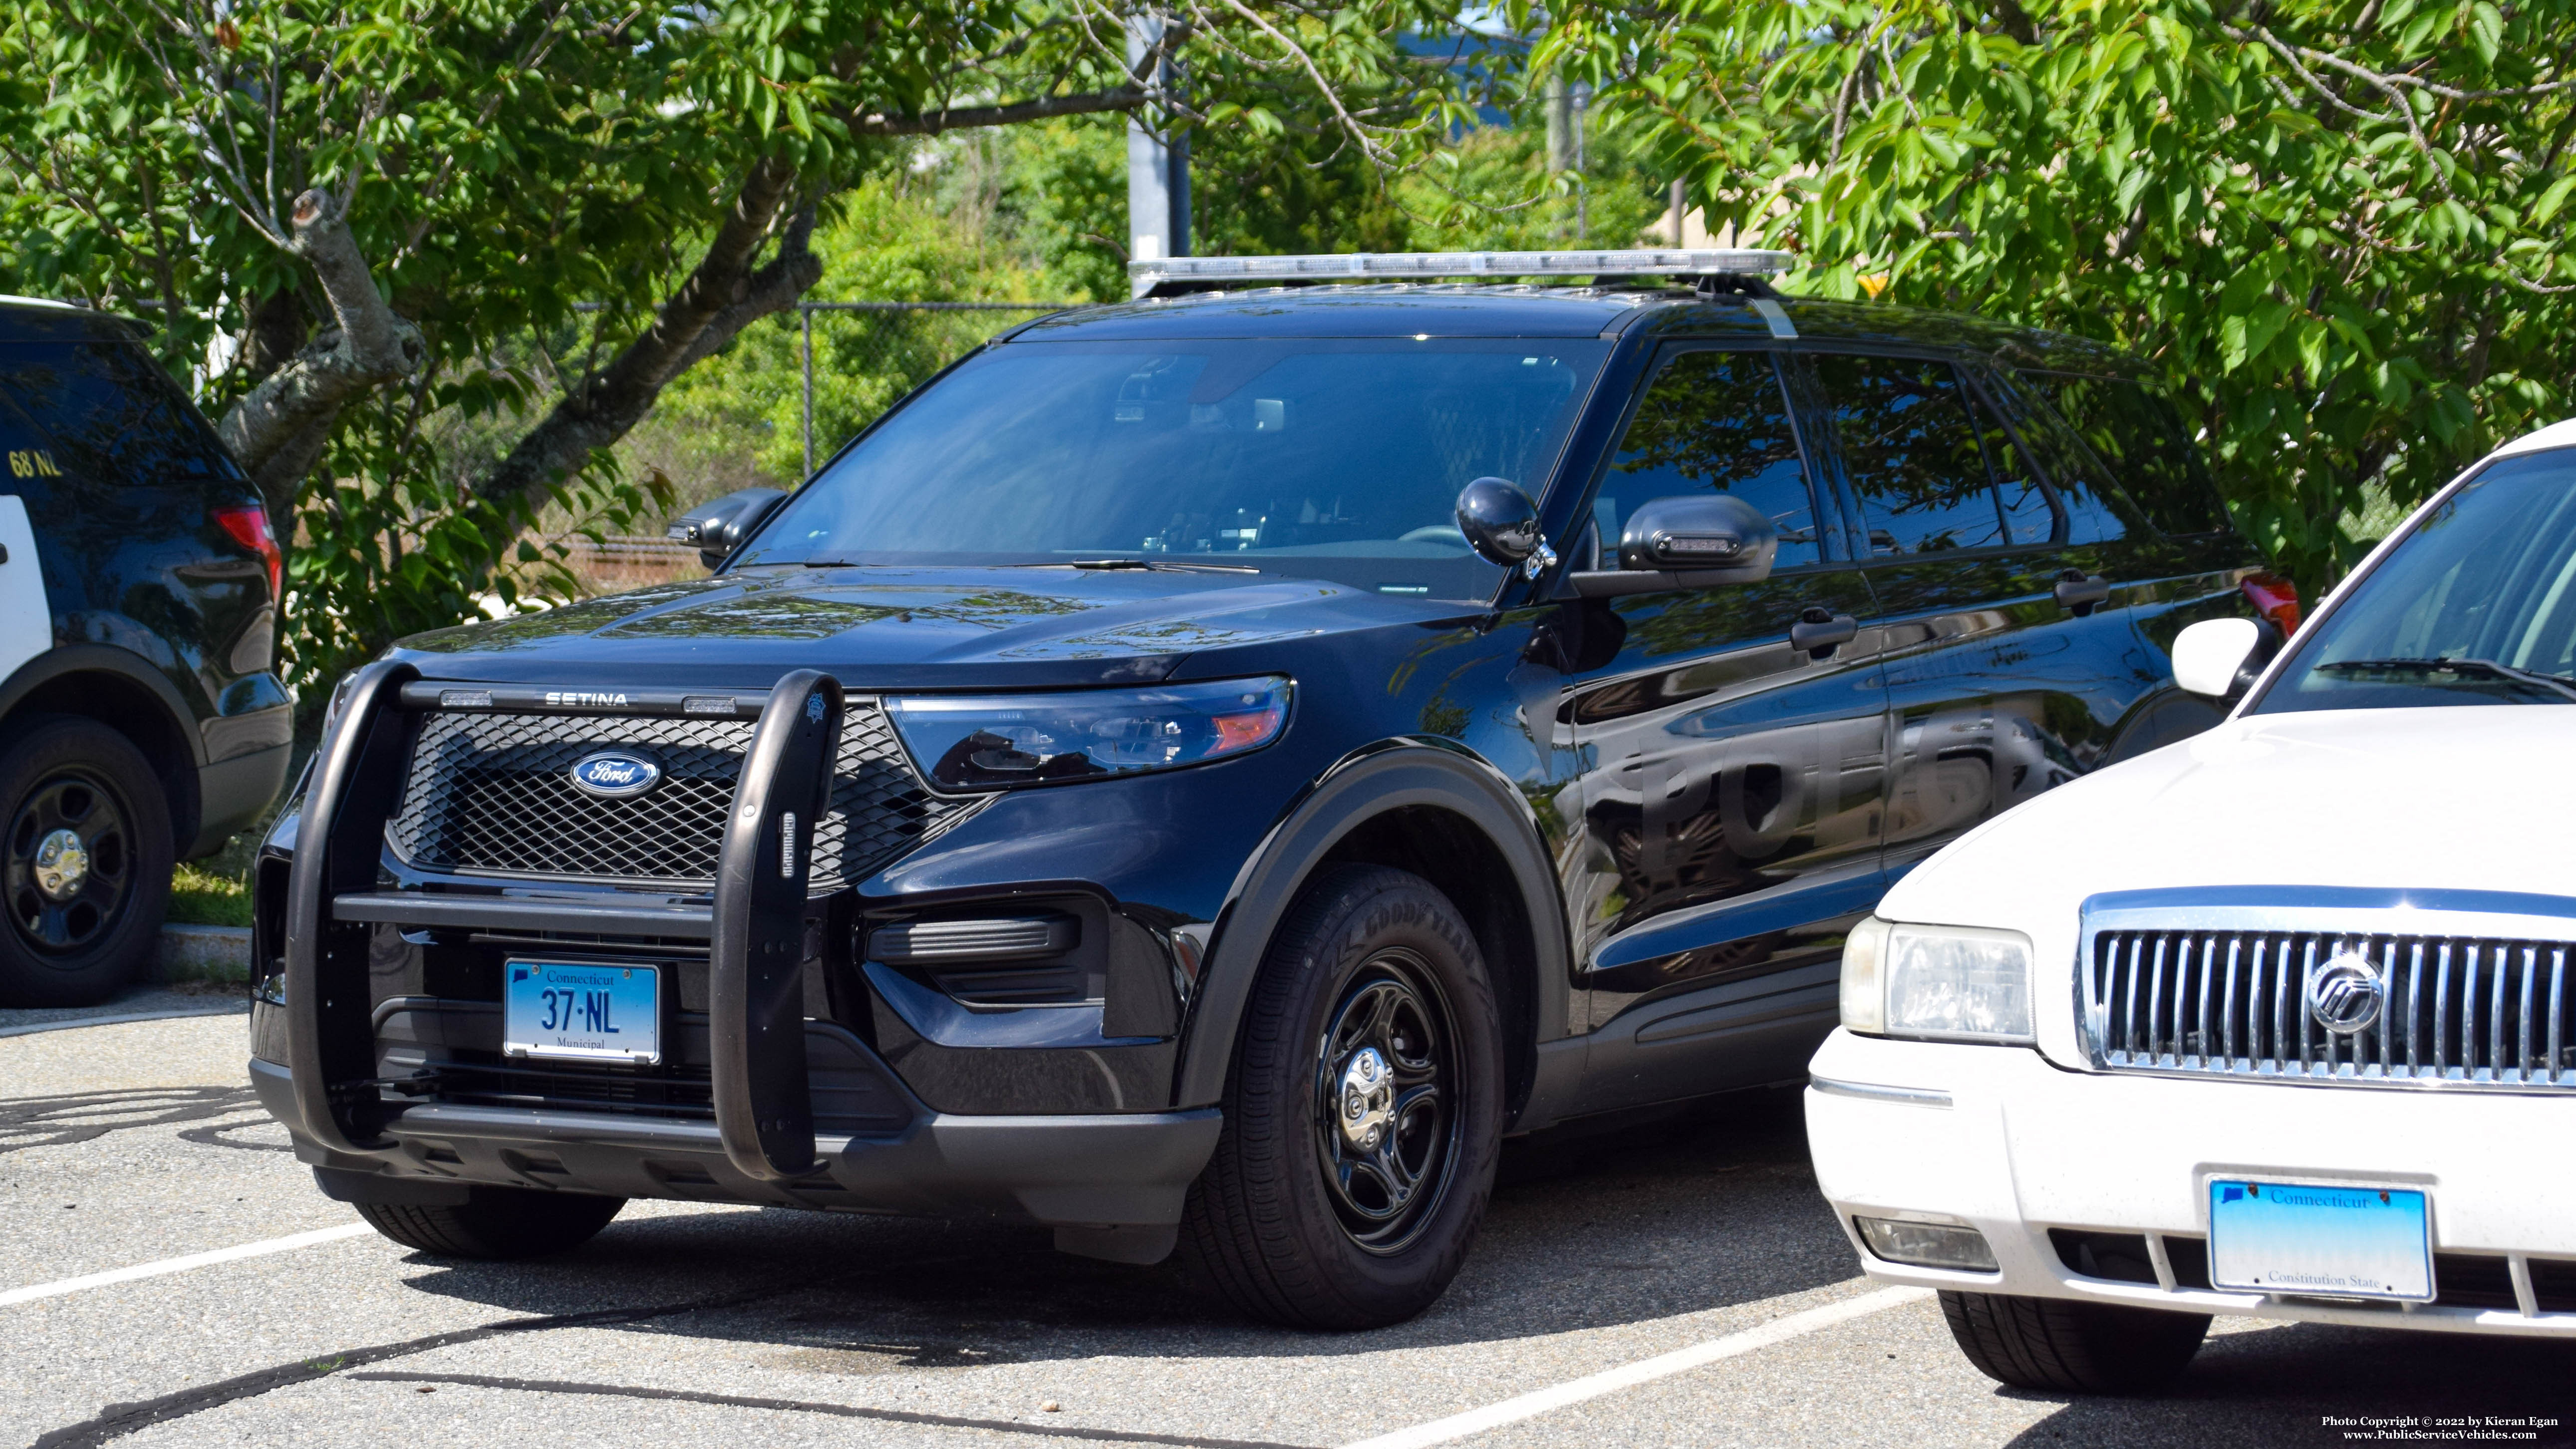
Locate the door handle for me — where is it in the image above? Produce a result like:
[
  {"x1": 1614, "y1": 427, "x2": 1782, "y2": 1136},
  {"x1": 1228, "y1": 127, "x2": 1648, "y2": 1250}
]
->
[
  {"x1": 2053, "y1": 569, "x2": 2112, "y2": 615},
  {"x1": 1790, "y1": 606, "x2": 1859, "y2": 659}
]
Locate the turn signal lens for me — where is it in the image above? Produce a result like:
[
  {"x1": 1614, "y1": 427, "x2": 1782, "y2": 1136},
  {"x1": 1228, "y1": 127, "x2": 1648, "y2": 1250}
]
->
[
  {"x1": 1840, "y1": 916, "x2": 1892, "y2": 1033},
  {"x1": 212, "y1": 503, "x2": 284, "y2": 602},
  {"x1": 885, "y1": 677, "x2": 1291, "y2": 791}
]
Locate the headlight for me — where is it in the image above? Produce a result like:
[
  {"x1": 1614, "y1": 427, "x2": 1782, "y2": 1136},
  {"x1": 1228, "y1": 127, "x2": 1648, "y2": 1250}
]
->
[
  {"x1": 884, "y1": 676, "x2": 1291, "y2": 791},
  {"x1": 1840, "y1": 916, "x2": 2034, "y2": 1044}
]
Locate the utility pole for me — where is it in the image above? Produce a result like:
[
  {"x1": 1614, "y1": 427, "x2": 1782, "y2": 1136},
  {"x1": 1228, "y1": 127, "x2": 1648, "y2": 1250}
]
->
[
  {"x1": 1572, "y1": 81, "x2": 1590, "y2": 241},
  {"x1": 1127, "y1": 11, "x2": 1190, "y2": 295},
  {"x1": 1671, "y1": 178, "x2": 1688, "y2": 247}
]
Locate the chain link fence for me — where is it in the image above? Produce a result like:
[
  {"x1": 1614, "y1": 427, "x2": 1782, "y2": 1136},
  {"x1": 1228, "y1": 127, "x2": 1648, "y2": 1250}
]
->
[{"x1": 554, "y1": 300, "x2": 1072, "y2": 595}]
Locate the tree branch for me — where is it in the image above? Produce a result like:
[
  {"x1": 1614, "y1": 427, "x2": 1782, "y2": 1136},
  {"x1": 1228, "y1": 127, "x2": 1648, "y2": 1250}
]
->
[
  {"x1": 215, "y1": 189, "x2": 423, "y2": 495},
  {"x1": 849, "y1": 86, "x2": 1149, "y2": 135},
  {"x1": 474, "y1": 156, "x2": 806, "y2": 503}
]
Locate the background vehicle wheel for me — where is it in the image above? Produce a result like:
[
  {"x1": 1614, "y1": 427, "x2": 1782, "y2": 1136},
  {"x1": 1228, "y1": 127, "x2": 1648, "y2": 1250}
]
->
[
  {"x1": 0, "y1": 716, "x2": 172, "y2": 1007},
  {"x1": 1182, "y1": 864, "x2": 1504, "y2": 1330},
  {"x1": 353, "y1": 1188, "x2": 626, "y2": 1259},
  {"x1": 1938, "y1": 1290, "x2": 2209, "y2": 1394}
]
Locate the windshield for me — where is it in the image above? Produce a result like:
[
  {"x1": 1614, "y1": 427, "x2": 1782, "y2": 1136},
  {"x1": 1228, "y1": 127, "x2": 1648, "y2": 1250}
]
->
[
  {"x1": 732, "y1": 336, "x2": 1609, "y2": 598},
  {"x1": 2257, "y1": 447, "x2": 2576, "y2": 711}
]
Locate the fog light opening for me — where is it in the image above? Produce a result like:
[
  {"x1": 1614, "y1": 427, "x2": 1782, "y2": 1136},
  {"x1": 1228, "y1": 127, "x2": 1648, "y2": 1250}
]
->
[{"x1": 1856, "y1": 1215, "x2": 1999, "y2": 1272}]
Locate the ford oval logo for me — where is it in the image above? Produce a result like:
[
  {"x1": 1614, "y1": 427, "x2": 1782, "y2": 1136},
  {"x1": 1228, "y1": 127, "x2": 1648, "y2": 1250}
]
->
[
  {"x1": 2308, "y1": 951, "x2": 2387, "y2": 1035},
  {"x1": 569, "y1": 751, "x2": 661, "y2": 800}
]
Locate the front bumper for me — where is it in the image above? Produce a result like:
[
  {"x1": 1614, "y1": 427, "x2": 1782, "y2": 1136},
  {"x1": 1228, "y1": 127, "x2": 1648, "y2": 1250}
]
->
[
  {"x1": 1806, "y1": 1028, "x2": 2576, "y2": 1337},
  {"x1": 251, "y1": 1057, "x2": 1217, "y2": 1251}
]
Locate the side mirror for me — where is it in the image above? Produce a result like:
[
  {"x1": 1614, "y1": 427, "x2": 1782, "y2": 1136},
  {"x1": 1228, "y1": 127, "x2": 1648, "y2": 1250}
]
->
[
  {"x1": 1454, "y1": 477, "x2": 1551, "y2": 574},
  {"x1": 668, "y1": 487, "x2": 787, "y2": 569},
  {"x1": 1567, "y1": 495, "x2": 1776, "y2": 597},
  {"x1": 2172, "y1": 616, "x2": 2261, "y2": 696}
]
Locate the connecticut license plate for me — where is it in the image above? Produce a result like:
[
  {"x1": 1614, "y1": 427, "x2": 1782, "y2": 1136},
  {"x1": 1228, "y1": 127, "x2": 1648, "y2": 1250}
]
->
[
  {"x1": 2208, "y1": 1178, "x2": 2432, "y2": 1300},
  {"x1": 504, "y1": 960, "x2": 660, "y2": 1065}
]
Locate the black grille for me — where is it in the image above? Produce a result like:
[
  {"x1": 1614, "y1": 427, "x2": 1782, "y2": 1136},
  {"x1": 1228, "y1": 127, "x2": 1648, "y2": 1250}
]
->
[
  {"x1": 2085, "y1": 928, "x2": 2576, "y2": 1091},
  {"x1": 385, "y1": 703, "x2": 979, "y2": 887}
]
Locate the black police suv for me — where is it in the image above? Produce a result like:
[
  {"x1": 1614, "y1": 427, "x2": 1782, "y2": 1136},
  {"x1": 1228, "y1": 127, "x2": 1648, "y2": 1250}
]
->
[
  {"x1": 0, "y1": 297, "x2": 289, "y2": 1005},
  {"x1": 252, "y1": 259, "x2": 2282, "y2": 1328}
]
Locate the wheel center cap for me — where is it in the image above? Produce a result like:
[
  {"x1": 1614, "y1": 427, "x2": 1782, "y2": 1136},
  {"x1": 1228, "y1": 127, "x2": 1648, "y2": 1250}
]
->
[
  {"x1": 1336, "y1": 1046, "x2": 1395, "y2": 1150},
  {"x1": 33, "y1": 829, "x2": 88, "y2": 900}
]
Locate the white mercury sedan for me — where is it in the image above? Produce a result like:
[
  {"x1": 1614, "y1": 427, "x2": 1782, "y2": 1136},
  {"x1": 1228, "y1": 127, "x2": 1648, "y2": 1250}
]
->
[{"x1": 1807, "y1": 418, "x2": 2576, "y2": 1393}]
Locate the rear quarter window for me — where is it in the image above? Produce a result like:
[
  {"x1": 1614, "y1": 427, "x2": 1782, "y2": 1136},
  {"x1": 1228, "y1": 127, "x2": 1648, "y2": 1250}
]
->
[
  {"x1": 0, "y1": 333, "x2": 244, "y2": 488},
  {"x1": 2014, "y1": 370, "x2": 2227, "y2": 536}
]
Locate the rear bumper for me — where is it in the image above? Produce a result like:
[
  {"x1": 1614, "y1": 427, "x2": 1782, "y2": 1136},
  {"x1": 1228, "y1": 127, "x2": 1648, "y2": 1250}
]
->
[
  {"x1": 252, "y1": 1055, "x2": 1219, "y2": 1228},
  {"x1": 1805, "y1": 1027, "x2": 2576, "y2": 1338}
]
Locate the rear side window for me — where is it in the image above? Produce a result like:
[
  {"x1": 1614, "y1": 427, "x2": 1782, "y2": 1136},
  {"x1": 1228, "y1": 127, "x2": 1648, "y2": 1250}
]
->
[
  {"x1": 1815, "y1": 354, "x2": 2050, "y2": 555},
  {"x1": 0, "y1": 337, "x2": 242, "y2": 487},
  {"x1": 2014, "y1": 371, "x2": 2225, "y2": 536},
  {"x1": 1600, "y1": 349, "x2": 1821, "y2": 569}
]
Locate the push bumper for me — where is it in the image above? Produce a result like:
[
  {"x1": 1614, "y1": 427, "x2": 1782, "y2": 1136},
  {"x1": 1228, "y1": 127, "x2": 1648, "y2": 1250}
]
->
[
  {"x1": 264, "y1": 663, "x2": 1214, "y2": 1262},
  {"x1": 1805, "y1": 1027, "x2": 2576, "y2": 1337}
]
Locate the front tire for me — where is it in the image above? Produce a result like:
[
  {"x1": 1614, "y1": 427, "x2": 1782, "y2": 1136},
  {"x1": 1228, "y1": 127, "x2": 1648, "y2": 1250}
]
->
[
  {"x1": 354, "y1": 1188, "x2": 626, "y2": 1260},
  {"x1": 1938, "y1": 1290, "x2": 2209, "y2": 1394},
  {"x1": 1182, "y1": 865, "x2": 1504, "y2": 1330},
  {"x1": 0, "y1": 716, "x2": 172, "y2": 1007}
]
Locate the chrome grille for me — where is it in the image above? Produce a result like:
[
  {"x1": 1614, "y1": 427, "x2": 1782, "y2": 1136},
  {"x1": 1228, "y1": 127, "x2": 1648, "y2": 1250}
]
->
[
  {"x1": 2085, "y1": 927, "x2": 2576, "y2": 1090},
  {"x1": 384, "y1": 703, "x2": 979, "y2": 888}
]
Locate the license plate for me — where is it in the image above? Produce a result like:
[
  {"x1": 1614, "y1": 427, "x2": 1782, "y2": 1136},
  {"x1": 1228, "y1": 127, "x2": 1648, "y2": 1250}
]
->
[
  {"x1": 2208, "y1": 1178, "x2": 2432, "y2": 1301},
  {"x1": 504, "y1": 960, "x2": 660, "y2": 1065}
]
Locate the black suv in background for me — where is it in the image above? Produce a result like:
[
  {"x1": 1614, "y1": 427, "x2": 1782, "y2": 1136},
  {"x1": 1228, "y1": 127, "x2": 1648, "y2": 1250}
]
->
[
  {"x1": 0, "y1": 297, "x2": 289, "y2": 1004},
  {"x1": 253, "y1": 255, "x2": 2283, "y2": 1329}
]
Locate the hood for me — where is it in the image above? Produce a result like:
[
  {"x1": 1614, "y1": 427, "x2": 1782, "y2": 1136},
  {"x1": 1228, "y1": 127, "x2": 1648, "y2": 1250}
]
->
[
  {"x1": 1882, "y1": 705, "x2": 2576, "y2": 930},
  {"x1": 389, "y1": 565, "x2": 1478, "y2": 689}
]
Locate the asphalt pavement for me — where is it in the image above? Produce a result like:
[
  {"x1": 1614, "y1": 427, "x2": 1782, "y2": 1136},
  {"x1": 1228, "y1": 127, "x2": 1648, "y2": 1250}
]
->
[{"x1": 3, "y1": 1008, "x2": 2572, "y2": 1449}]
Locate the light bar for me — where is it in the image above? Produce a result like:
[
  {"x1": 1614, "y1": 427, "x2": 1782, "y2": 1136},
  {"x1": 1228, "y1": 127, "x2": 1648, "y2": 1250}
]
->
[{"x1": 1129, "y1": 249, "x2": 1794, "y2": 295}]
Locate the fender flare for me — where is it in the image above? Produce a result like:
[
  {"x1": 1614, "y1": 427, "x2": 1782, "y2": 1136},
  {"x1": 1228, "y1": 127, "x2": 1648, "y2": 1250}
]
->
[
  {"x1": 0, "y1": 644, "x2": 206, "y2": 765},
  {"x1": 1171, "y1": 739, "x2": 1572, "y2": 1109}
]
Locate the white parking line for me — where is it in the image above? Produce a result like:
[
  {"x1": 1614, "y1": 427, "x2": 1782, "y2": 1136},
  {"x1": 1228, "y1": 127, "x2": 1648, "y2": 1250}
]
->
[
  {"x1": 0, "y1": 1223, "x2": 373, "y2": 1308},
  {"x1": 1338, "y1": 1285, "x2": 1934, "y2": 1449}
]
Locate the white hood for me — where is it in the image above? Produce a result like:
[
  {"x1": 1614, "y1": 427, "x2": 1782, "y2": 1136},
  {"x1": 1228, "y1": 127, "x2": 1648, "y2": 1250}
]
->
[
  {"x1": 1881, "y1": 704, "x2": 2576, "y2": 929},
  {"x1": 1880, "y1": 705, "x2": 2576, "y2": 1065}
]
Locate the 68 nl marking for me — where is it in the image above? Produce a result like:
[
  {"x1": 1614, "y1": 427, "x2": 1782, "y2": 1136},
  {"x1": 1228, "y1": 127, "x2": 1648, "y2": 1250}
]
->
[{"x1": 7, "y1": 449, "x2": 61, "y2": 478}]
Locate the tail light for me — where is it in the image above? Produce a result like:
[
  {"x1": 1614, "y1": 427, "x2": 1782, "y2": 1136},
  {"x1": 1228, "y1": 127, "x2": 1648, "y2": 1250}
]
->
[
  {"x1": 212, "y1": 504, "x2": 283, "y2": 602},
  {"x1": 2241, "y1": 571, "x2": 2299, "y2": 635}
]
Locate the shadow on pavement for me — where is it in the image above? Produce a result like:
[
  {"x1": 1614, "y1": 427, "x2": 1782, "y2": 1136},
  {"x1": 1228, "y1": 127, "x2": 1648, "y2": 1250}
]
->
[
  {"x1": 387, "y1": 1083, "x2": 1857, "y2": 1367},
  {"x1": 2003, "y1": 1320, "x2": 2576, "y2": 1448}
]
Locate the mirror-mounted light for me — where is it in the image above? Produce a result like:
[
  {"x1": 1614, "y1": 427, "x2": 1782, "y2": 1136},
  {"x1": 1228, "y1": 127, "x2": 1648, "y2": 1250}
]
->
[
  {"x1": 1618, "y1": 495, "x2": 1775, "y2": 573},
  {"x1": 668, "y1": 487, "x2": 788, "y2": 568}
]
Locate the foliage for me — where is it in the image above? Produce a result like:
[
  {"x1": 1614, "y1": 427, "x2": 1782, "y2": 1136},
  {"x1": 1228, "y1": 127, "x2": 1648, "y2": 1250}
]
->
[
  {"x1": 0, "y1": 0, "x2": 1468, "y2": 718},
  {"x1": 652, "y1": 175, "x2": 1061, "y2": 483},
  {"x1": 1540, "y1": 0, "x2": 2576, "y2": 584}
]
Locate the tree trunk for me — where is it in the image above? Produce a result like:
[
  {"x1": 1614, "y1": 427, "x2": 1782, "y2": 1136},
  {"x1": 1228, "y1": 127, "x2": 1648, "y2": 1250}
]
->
[{"x1": 216, "y1": 190, "x2": 423, "y2": 484}]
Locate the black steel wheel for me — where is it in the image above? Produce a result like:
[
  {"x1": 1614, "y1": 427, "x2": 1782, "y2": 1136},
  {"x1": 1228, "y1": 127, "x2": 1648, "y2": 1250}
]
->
[
  {"x1": 1312, "y1": 953, "x2": 1459, "y2": 1254},
  {"x1": 0, "y1": 716, "x2": 171, "y2": 1007},
  {"x1": 1182, "y1": 864, "x2": 1503, "y2": 1330}
]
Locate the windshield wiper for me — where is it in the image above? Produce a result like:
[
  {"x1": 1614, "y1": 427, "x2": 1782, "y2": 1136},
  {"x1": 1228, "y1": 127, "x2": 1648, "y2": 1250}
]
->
[
  {"x1": 2313, "y1": 656, "x2": 2576, "y2": 702},
  {"x1": 1057, "y1": 558, "x2": 1261, "y2": 575}
]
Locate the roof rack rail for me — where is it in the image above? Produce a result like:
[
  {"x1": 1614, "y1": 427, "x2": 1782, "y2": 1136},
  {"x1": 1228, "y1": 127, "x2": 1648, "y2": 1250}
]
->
[{"x1": 1129, "y1": 249, "x2": 1793, "y2": 299}]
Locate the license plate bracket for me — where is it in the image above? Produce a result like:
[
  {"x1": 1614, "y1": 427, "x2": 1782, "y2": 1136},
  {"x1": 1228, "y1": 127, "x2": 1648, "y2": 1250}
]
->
[
  {"x1": 504, "y1": 960, "x2": 662, "y2": 1066},
  {"x1": 2207, "y1": 1177, "x2": 2432, "y2": 1301}
]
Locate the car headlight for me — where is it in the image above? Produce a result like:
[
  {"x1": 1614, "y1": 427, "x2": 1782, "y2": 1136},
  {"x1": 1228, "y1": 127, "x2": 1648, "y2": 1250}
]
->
[
  {"x1": 1840, "y1": 916, "x2": 2034, "y2": 1044},
  {"x1": 884, "y1": 676, "x2": 1291, "y2": 791}
]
